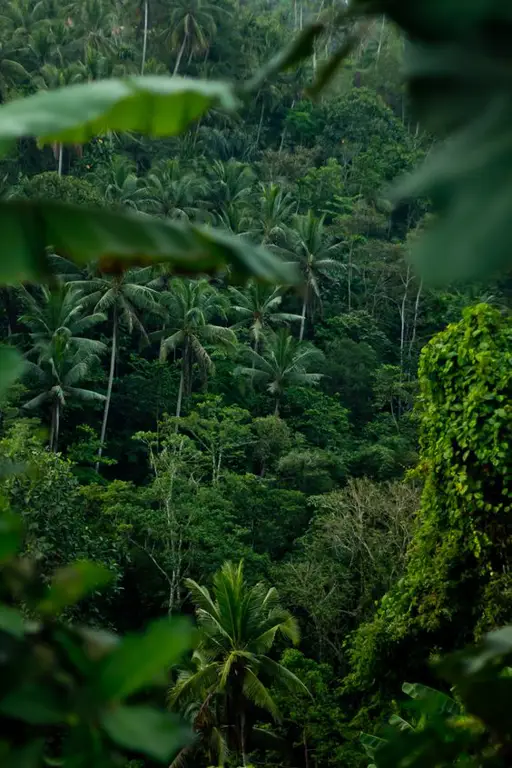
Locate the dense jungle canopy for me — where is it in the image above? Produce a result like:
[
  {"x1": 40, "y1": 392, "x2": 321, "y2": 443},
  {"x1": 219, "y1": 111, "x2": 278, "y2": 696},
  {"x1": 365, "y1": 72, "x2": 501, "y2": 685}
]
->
[{"x1": 1, "y1": 1, "x2": 512, "y2": 766}]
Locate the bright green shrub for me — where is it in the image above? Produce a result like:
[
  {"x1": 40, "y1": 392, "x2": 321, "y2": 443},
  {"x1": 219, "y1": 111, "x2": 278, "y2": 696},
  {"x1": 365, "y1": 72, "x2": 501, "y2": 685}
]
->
[{"x1": 346, "y1": 304, "x2": 512, "y2": 699}]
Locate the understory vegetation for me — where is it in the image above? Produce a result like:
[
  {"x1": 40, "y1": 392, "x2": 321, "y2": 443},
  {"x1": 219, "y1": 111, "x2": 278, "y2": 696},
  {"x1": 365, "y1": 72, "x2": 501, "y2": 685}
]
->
[{"x1": 1, "y1": 1, "x2": 512, "y2": 766}]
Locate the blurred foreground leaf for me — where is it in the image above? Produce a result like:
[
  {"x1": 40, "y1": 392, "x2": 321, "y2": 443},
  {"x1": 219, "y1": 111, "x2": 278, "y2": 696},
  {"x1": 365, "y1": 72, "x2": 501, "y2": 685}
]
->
[
  {"x1": 0, "y1": 201, "x2": 297, "y2": 285},
  {"x1": 101, "y1": 706, "x2": 190, "y2": 761},
  {"x1": 96, "y1": 617, "x2": 193, "y2": 701},
  {"x1": 38, "y1": 562, "x2": 113, "y2": 616},
  {"x1": 0, "y1": 77, "x2": 237, "y2": 146}
]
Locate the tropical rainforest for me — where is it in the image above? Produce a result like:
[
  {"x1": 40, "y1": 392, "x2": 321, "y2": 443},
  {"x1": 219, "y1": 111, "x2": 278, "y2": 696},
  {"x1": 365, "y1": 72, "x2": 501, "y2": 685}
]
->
[{"x1": 1, "y1": 0, "x2": 512, "y2": 767}]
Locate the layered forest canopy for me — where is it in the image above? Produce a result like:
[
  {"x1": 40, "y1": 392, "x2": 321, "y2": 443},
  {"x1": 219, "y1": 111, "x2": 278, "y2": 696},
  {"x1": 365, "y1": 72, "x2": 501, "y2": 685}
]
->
[{"x1": 1, "y1": 1, "x2": 512, "y2": 767}]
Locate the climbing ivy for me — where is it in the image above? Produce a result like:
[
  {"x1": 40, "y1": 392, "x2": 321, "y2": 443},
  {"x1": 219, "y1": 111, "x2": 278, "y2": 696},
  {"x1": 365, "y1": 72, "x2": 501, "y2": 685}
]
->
[{"x1": 347, "y1": 304, "x2": 512, "y2": 699}]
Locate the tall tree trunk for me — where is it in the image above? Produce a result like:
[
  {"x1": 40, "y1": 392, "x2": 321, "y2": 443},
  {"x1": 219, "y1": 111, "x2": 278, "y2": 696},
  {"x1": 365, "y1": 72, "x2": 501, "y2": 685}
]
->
[
  {"x1": 175, "y1": 366, "x2": 184, "y2": 420},
  {"x1": 299, "y1": 287, "x2": 308, "y2": 342},
  {"x1": 240, "y1": 710, "x2": 247, "y2": 767},
  {"x1": 376, "y1": 14, "x2": 385, "y2": 61},
  {"x1": 57, "y1": 143, "x2": 63, "y2": 176},
  {"x1": 50, "y1": 400, "x2": 59, "y2": 452},
  {"x1": 399, "y1": 265, "x2": 411, "y2": 373},
  {"x1": 255, "y1": 101, "x2": 265, "y2": 146},
  {"x1": 96, "y1": 306, "x2": 117, "y2": 472},
  {"x1": 141, "y1": 0, "x2": 149, "y2": 74},
  {"x1": 409, "y1": 277, "x2": 423, "y2": 356},
  {"x1": 278, "y1": 100, "x2": 294, "y2": 154},
  {"x1": 54, "y1": 400, "x2": 60, "y2": 453},
  {"x1": 347, "y1": 239, "x2": 354, "y2": 311},
  {"x1": 304, "y1": 730, "x2": 310, "y2": 768},
  {"x1": 274, "y1": 394, "x2": 280, "y2": 416},
  {"x1": 173, "y1": 32, "x2": 187, "y2": 75}
]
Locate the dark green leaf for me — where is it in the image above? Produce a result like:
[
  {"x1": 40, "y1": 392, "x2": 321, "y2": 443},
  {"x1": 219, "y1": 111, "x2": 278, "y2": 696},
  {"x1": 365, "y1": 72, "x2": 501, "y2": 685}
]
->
[
  {"x1": 0, "y1": 347, "x2": 24, "y2": 397},
  {"x1": 101, "y1": 705, "x2": 190, "y2": 761},
  {"x1": 393, "y1": 101, "x2": 512, "y2": 282},
  {"x1": 38, "y1": 561, "x2": 113, "y2": 616},
  {"x1": 350, "y1": 0, "x2": 512, "y2": 41},
  {"x1": 2, "y1": 740, "x2": 45, "y2": 768},
  {"x1": 0, "y1": 77, "x2": 237, "y2": 145},
  {"x1": 402, "y1": 682, "x2": 460, "y2": 716},
  {"x1": 0, "y1": 605, "x2": 25, "y2": 638},
  {"x1": 95, "y1": 617, "x2": 193, "y2": 701},
  {"x1": 0, "y1": 684, "x2": 66, "y2": 725},
  {"x1": 307, "y1": 33, "x2": 358, "y2": 97},
  {"x1": 360, "y1": 732, "x2": 386, "y2": 759},
  {"x1": 244, "y1": 23, "x2": 324, "y2": 94},
  {"x1": 0, "y1": 513, "x2": 22, "y2": 563},
  {"x1": 0, "y1": 201, "x2": 298, "y2": 285}
]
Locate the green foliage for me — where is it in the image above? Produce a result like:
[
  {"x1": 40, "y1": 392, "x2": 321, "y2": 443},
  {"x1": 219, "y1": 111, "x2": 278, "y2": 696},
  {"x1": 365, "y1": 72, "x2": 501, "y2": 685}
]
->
[
  {"x1": 2, "y1": 2, "x2": 512, "y2": 766},
  {"x1": 347, "y1": 304, "x2": 512, "y2": 701},
  {"x1": 0, "y1": 76, "x2": 238, "y2": 145},
  {"x1": 0, "y1": 510, "x2": 192, "y2": 766},
  {"x1": 170, "y1": 561, "x2": 308, "y2": 765},
  {"x1": 18, "y1": 171, "x2": 104, "y2": 206}
]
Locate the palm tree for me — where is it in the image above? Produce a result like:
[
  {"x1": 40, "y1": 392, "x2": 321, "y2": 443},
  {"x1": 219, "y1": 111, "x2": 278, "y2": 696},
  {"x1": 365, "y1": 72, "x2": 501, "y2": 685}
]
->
[
  {"x1": 279, "y1": 211, "x2": 341, "y2": 340},
  {"x1": 235, "y1": 328, "x2": 324, "y2": 415},
  {"x1": 70, "y1": 267, "x2": 160, "y2": 469},
  {"x1": 0, "y1": 41, "x2": 30, "y2": 102},
  {"x1": 18, "y1": 283, "x2": 106, "y2": 359},
  {"x1": 160, "y1": 279, "x2": 235, "y2": 419},
  {"x1": 252, "y1": 182, "x2": 297, "y2": 243},
  {"x1": 68, "y1": 0, "x2": 119, "y2": 59},
  {"x1": 165, "y1": 0, "x2": 224, "y2": 75},
  {"x1": 145, "y1": 160, "x2": 208, "y2": 220},
  {"x1": 229, "y1": 282, "x2": 301, "y2": 353},
  {"x1": 208, "y1": 160, "x2": 255, "y2": 219},
  {"x1": 100, "y1": 155, "x2": 152, "y2": 210},
  {"x1": 170, "y1": 561, "x2": 308, "y2": 766},
  {"x1": 23, "y1": 333, "x2": 106, "y2": 452}
]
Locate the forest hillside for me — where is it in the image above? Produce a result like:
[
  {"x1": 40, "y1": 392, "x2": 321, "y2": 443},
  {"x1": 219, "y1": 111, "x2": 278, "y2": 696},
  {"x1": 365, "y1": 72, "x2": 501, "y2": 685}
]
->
[{"x1": 1, "y1": 1, "x2": 512, "y2": 767}]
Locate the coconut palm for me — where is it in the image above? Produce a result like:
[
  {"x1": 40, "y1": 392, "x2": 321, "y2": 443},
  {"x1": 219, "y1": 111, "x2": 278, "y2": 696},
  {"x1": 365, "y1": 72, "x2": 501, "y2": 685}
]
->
[
  {"x1": 160, "y1": 279, "x2": 235, "y2": 418},
  {"x1": 170, "y1": 561, "x2": 308, "y2": 766},
  {"x1": 23, "y1": 333, "x2": 106, "y2": 452},
  {"x1": 251, "y1": 182, "x2": 297, "y2": 243},
  {"x1": 68, "y1": 0, "x2": 119, "y2": 59},
  {"x1": 208, "y1": 159, "x2": 255, "y2": 219},
  {"x1": 165, "y1": 0, "x2": 225, "y2": 74},
  {"x1": 228, "y1": 282, "x2": 301, "y2": 353},
  {"x1": 100, "y1": 155, "x2": 152, "y2": 210},
  {"x1": 18, "y1": 283, "x2": 106, "y2": 360},
  {"x1": 70, "y1": 267, "x2": 160, "y2": 469},
  {"x1": 235, "y1": 328, "x2": 324, "y2": 415},
  {"x1": 0, "y1": 41, "x2": 30, "y2": 101},
  {"x1": 145, "y1": 160, "x2": 208, "y2": 220},
  {"x1": 279, "y1": 211, "x2": 341, "y2": 340}
]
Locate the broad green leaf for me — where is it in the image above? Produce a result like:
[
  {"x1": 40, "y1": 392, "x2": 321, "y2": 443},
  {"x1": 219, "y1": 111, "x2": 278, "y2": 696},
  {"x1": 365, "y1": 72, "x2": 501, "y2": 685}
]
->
[
  {"x1": 388, "y1": 714, "x2": 414, "y2": 732},
  {"x1": 38, "y1": 561, "x2": 113, "y2": 616},
  {"x1": 393, "y1": 101, "x2": 512, "y2": 282},
  {"x1": 0, "y1": 684, "x2": 67, "y2": 724},
  {"x1": 0, "y1": 347, "x2": 24, "y2": 397},
  {"x1": 0, "y1": 201, "x2": 297, "y2": 285},
  {"x1": 101, "y1": 706, "x2": 190, "y2": 761},
  {"x1": 307, "y1": 33, "x2": 358, "y2": 97},
  {"x1": 0, "y1": 77, "x2": 237, "y2": 145},
  {"x1": 0, "y1": 513, "x2": 22, "y2": 563},
  {"x1": 95, "y1": 617, "x2": 193, "y2": 701},
  {"x1": 244, "y1": 23, "x2": 324, "y2": 94},
  {"x1": 0, "y1": 605, "x2": 25, "y2": 638},
  {"x1": 402, "y1": 682, "x2": 460, "y2": 716},
  {"x1": 440, "y1": 625, "x2": 512, "y2": 683},
  {"x1": 350, "y1": 0, "x2": 512, "y2": 41},
  {"x1": 2, "y1": 740, "x2": 45, "y2": 768},
  {"x1": 360, "y1": 732, "x2": 386, "y2": 758}
]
